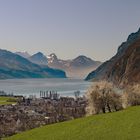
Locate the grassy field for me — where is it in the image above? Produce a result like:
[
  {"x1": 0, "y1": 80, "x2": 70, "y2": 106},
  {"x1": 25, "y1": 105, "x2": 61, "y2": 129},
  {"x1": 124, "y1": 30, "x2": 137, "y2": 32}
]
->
[
  {"x1": 0, "y1": 96, "x2": 17, "y2": 105},
  {"x1": 4, "y1": 106, "x2": 140, "y2": 140}
]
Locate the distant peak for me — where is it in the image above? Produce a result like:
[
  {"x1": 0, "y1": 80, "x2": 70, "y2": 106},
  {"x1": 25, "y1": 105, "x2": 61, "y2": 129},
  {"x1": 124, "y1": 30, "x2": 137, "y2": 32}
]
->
[
  {"x1": 76, "y1": 55, "x2": 88, "y2": 59},
  {"x1": 35, "y1": 52, "x2": 44, "y2": 56},
  {"x1": 50, "y1": 53, "x2": 57, "y2": 57},
  {"x1": 74, "y1": 55, "x2": 93, "y2": 61},
  {"x1": 118, "y1": 27, "x2": 140, "y2": 53},
  {"x1": 50, "y1": 53, "x2": 57, "y2": 59},
  {"x1": 29, "y1": 52, "x2": 48, "y2": 65}
]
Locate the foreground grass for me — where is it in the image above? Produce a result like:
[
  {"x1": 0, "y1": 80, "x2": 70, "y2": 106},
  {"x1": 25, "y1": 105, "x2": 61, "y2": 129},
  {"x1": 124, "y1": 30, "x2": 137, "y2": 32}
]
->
[
  {"x1": 0, "y1": 97, "x2": 17, "y2": 105},
  {"x1": 4, "y1": 106, "x2": 140, "y2": 140}
]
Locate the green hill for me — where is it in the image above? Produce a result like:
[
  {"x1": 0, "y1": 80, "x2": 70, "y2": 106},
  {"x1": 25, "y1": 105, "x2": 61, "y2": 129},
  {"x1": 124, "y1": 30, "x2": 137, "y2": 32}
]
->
[{"x1": 4, "y1": 106, "x2": 140, "y2": 140}]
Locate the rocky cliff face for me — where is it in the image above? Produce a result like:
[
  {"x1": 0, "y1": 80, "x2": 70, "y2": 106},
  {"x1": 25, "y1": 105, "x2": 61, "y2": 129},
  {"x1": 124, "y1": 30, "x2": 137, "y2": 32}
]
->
[{"x1": 85, "y1": 28, "x2": 140, "y2": 87}]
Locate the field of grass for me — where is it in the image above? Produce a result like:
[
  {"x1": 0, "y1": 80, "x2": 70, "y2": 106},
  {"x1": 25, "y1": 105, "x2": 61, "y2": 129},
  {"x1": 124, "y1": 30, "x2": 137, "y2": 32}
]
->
[
  {"x1": 0, "y1": 97, "x2": 17, "y2": 105},
  {"x1": 4, "y1": 106, "x2": 140, "y2": 140}
]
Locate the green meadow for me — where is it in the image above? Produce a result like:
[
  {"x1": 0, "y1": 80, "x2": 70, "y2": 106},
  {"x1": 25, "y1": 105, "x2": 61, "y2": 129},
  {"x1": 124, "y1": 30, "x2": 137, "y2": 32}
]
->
[{"x1": 0, "y1": 97, "x2": 17, "y2": 105}]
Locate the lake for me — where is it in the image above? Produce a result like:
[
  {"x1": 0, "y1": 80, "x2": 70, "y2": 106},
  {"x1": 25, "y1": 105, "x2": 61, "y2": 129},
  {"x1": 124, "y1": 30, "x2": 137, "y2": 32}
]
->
[{"x1": 0, "y1": 78, "x2": 91, "y2": 97}]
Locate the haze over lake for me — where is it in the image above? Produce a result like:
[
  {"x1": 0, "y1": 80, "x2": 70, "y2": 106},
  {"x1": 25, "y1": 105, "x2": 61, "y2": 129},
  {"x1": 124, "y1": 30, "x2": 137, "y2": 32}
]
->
[{"x1": 0, "y1": 78, "x2": 91, "y2": 97}]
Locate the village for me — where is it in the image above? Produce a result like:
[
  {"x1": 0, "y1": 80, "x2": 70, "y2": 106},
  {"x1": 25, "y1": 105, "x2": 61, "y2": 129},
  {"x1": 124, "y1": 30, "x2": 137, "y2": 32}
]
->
[{"x1": 0, "y1": 91, "x2": 87, "y2": 138}]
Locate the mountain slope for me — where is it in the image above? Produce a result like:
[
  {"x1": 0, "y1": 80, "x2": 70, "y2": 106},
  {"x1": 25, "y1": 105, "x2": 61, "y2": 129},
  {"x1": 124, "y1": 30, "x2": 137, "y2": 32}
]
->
[
  {"x1": 48, "y1": 55, "x2": 101, "y2": 78},
  {"x1": 17, "y1": 50, "x2": 102, "y2": 78},
  {"x1": 16, "y1": 52, "x2": 31, "y2": 58},
  {"x1": 85, "y1": 28, "x2": 140, "y2": 86},
  {"x1": 29, "y1": 52, "x2": 48, "y2": 65},
  {"x1": 26, "y1": 52, "x2": 101, "y2": 78},
  {"x1": 5, "y1": 106, "x2": 140, "y2": 140},
  {"x1": 70, "y1": 55, "x2": 101, "y2": 68},
  {"x1": 0, "y1": 49, "x2": 66, "y2": 79}
]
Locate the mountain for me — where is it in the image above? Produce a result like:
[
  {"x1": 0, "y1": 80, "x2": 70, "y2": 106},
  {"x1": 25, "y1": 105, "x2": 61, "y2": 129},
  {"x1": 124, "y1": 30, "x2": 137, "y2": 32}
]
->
[
  {"x1": 29, "y1": 52, "x2": 48, "y2": 65},
  {"x1": 85, "y1": 28, "x2": 140, "y2": 87},
  {"x1": 47, "y1": 55, "x2": 101, "y2": 78},
  {"x1": 16, "y1": 52, "x2": 31, "y2": 58},
  {"x1": 70, "y1": 55, "x2": 101, "y2": 68},
  {"x1": 27, "y1": 52, "x2": 101, "y2": 78},
  {"x1": 0, "y1": 49, "x2": 66, "y2": 79}
]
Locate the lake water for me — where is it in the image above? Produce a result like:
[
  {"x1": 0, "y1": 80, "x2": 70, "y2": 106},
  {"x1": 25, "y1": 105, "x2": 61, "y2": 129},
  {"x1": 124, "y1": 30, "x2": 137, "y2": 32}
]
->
[{"x1": 0, "y1": 78, "x2": 91, "y2": 97}]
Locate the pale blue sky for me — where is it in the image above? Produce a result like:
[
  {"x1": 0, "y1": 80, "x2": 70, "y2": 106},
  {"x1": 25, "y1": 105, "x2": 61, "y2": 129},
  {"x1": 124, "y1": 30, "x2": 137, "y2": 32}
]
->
[{"x1": 0, "y1": 0, "x2": 140, "y2": 61}]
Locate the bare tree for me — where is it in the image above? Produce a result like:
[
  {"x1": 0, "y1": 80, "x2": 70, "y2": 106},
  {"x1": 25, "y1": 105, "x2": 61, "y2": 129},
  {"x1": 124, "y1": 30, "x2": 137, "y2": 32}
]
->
[
  {"x1": 122, "y1": 84, "x2": 140, "y2": 108},
  {"x1": 86, "y1": 81, "x2": 122, "y2": 115}
]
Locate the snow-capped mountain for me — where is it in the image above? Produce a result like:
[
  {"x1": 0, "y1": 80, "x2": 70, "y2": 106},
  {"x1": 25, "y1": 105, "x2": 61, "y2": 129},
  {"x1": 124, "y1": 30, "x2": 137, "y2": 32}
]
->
[
  {"x1": 17, "y1": 51, "x2": 102, "y2": 78},
  {"x1": 47, "y1": 54, "x2": 102, "y2": 78}
]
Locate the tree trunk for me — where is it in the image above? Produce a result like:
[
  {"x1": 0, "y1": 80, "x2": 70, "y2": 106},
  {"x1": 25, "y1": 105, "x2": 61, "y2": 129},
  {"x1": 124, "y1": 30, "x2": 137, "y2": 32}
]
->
[
  {"x1": 114, "y1": 105, "x2": 118, "y2": 111},
  {"x1": 102, "y1": 107, "x2": 106, "y2": 113},
  {"x1": 107, "y1": 102, "x2": 111, "y2": 112}
]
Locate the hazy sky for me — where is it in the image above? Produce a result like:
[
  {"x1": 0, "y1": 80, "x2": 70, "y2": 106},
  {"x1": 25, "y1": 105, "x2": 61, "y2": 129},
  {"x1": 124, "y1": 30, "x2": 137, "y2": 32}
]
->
[{"x1": 0, "y1": 0, "x2": 140, "y2": 61}]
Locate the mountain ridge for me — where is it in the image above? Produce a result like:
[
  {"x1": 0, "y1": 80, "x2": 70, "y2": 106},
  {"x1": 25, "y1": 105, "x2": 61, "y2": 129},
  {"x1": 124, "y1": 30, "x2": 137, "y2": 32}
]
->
[
  {"x1": 16, "y1": 52, "x2": 31, "y2": 58},
  {"x1": 17, "y1": 52, "x2": 102, "y2": 78},
  {"x1": 85, "y1": 28, "x2": 140, "y2": 87},
  {"x1": 0, "y1": 49, "x2": 66, "y2": 79},
  {"x1": 29, "y1": 52, "x2": 48, "y2": 65},
  {"x1": 47, "y1": 55, "x2": 102, "y2": 78}
]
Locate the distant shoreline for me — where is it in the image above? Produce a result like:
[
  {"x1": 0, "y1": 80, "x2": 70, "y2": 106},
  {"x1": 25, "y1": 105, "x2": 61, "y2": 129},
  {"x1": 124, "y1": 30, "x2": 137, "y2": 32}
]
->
[{"x1": 0, "y1": 78, "x2": 91, "y2": 97}]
